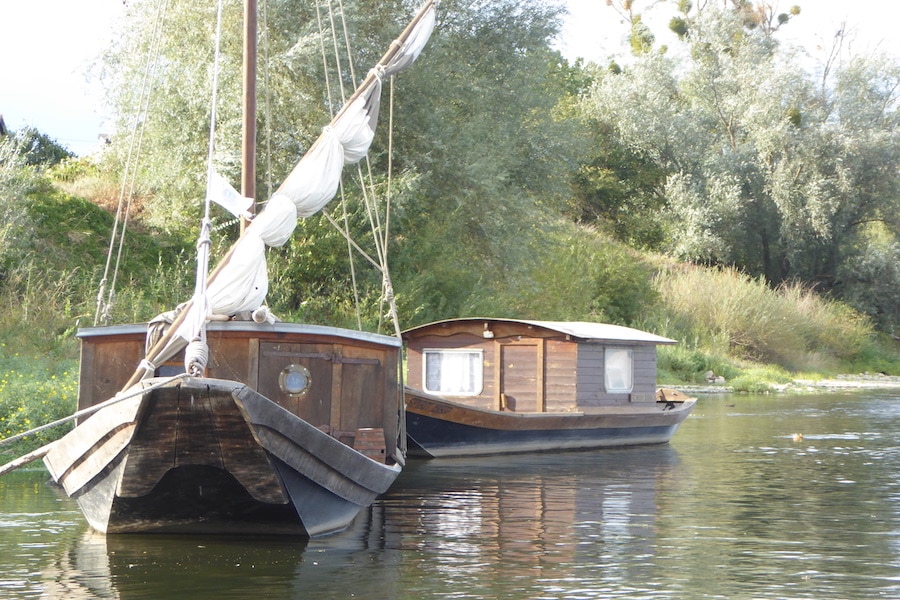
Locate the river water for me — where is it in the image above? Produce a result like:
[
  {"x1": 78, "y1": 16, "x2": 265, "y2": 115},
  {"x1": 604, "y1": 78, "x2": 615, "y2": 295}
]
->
[{"x1": 1, "y1": 390, "x2": 898, "y2": 599}]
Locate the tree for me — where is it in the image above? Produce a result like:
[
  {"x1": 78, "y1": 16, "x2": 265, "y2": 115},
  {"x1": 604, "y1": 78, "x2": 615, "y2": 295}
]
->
[
  {"x1": 0, "y1": 136, "x2": 36, "y2": 275},
  {"x1": 567, "y1": 121, "x2": 669, "y2": 249},
  {"x1": 101, "y1": 0, "x2": 335, "y2": 231},
  {"x1": 376, "y1": 0, "x2": 590, "y2": 323},
  {"x1": 100, "y1": 0, "x2": 590, "y2": 326},
  {"x1": 581, "y1": 2, "x2": 899, "y2": 331},
  {"x1": 12, "y1": 128, "x2": 74, "y2": 167}
]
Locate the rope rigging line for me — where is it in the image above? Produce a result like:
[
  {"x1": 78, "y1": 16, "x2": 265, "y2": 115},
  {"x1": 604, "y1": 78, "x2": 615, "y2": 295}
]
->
[
  {"x1": 330, "y1": 0, "x2": 365, "y2": 331},
  {"x1": 0, "y1": 373, "x2": 190, "y2": 450},
  {"x1": 95, "y1": 0, "x2": 171, "y2": 326},
  {"x1": 0, "y1": 373, "x2": 191, "y2": 477},
  {"x1": 261, "y1": 0, "x2": 274, "y2": 200},
  {"x1": 316, "y1": 0, "x2": 363, "y2": 329},
  {"x1": 313, "y1": 0, "x2": 403, "y2": 337}
]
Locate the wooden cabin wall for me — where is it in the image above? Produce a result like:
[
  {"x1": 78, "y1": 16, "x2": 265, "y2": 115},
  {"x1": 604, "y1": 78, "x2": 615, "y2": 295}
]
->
[
  {"x1": 497, "y1": 340, "x2": 542, "y2": 412},
  {"x1": 575, "y1": 344, "x2": 658, "y2": 407},
  {"x1": 575, "y1": 343, "x2": 608, "y2": 405},
  {"x1": 255, "y1": 337, "x2": 400, "y2": 462},
  {"x1": 406, "y1": 333, "x2": 497, "y2": 410},
  {"x1": 255, "y1": 341, "x2": 396, "y2": 431},
  {"x1": 631, "y1": 346, "x2": 659, "y2": 401},
  {"x1": 543, "y1": 338, "x2": 578, "y2": 412},
  {"x1": 257, "y1": 341, "x2": 334, "y2": 424},
  {"x1": 408, "y1": 332, "x2": 584, "y2": 413},
  {"x1": 78, "y1": 335, "x2": 145, "y2": 411},
  {"x1": 207, "y1": 334, "x2": 255, "y2": 386},
  {"x1": 81, "y1": 329, "x2": 400, "y2": 461}
]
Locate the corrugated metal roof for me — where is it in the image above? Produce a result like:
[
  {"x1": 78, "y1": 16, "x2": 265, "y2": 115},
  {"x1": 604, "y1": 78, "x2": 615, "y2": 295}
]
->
[{"x1": 403, "y1": 318, "x2": 677, "y2": 345}]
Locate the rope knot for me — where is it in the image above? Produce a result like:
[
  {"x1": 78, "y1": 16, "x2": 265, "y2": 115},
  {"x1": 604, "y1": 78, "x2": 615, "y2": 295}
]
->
[{"x1": 185, "y1": 340, "x2": 209, "y2": 376}]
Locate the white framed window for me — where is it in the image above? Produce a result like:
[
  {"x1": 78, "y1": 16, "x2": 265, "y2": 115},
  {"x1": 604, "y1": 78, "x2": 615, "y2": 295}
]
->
[
  {"x1": 423, "y1": 349, "x2": 484, "y2": 396},
  {"x1": 604, "y1": 347, "x2": 634, "y2": 393}
]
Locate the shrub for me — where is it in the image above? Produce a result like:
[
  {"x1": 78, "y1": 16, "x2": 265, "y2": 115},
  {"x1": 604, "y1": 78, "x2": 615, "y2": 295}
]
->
[{"x1": 0, "y1": 350, "x2": 78, "y2": 462}]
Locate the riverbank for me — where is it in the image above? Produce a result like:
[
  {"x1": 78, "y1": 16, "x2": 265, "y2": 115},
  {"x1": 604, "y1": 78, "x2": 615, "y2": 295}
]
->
[{"x1": 673, "y1": 373, "x2": 900, "y2": 395}]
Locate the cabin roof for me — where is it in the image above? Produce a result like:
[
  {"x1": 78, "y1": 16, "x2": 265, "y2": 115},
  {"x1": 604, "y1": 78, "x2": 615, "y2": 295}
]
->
[
  {"x1": 402, "y1": 318, "x2": 677, "y2": 345},
  {"x1": 77, "y1": 321, "x2": 402, "y2": 347}
]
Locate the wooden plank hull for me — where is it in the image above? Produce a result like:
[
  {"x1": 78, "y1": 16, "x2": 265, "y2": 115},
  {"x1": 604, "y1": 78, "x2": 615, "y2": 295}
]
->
[
  {"x1": 404, "y1": 388, "x2": 696, "y2": 458},
  {"x1": 44, "y1": 378, "x2": 400, "y2": 536}
]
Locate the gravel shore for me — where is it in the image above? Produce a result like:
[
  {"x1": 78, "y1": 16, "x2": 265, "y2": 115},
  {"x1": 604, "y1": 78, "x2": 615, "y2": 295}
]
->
[{"x1": 670, "y1": 373, "x2": 900, "y2": 395}]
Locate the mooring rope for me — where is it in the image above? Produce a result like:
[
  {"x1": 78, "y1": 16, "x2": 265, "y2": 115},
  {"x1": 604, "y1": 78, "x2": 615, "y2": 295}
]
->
[
  {"x1": 0, "y1": 372, "x2": 191, "y2": 477},
  {"x1": 0, "y1": 373, "x2": 190, "y2": 450}
]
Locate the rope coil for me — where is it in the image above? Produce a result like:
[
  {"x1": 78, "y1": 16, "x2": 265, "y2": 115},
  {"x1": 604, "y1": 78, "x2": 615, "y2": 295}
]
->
[{"x1": 185, "y1": 340, "x2": 209, "y2": 376}]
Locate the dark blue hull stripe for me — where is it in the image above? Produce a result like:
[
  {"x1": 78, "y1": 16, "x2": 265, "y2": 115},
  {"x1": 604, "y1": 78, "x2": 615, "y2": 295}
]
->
[{"x1": 407, "y1": 412, "x2": 680, "y2": 458}]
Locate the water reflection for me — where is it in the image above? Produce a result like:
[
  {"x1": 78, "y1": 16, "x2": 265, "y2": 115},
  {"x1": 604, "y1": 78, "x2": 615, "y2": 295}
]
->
[
  {"x1": 40, "y1": 509, "x2": 393, "y2": 600},
  {"x1": 380, "y1": 447, "x2": 679, "y2": 597},
  {"x1": 2, "y1": 392, "x2": 899, "y2": 599}
]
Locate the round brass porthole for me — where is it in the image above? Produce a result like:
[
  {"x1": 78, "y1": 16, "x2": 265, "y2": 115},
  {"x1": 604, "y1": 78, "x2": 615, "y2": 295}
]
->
[{"x1": 278, "y1": 364, "x2": 311, "y2": 397}]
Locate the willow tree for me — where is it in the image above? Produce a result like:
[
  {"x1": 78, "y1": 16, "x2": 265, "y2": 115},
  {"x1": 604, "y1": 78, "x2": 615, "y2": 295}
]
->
[
  {"x1": 100, "y1": 0, "x2": 387, "y2": 233},
  {"x1": 100, "y1": 0, "x2": 591, "y2": 325},
  {"x1": 581, "y1": 2, "x2": 899, "y2": 329}
]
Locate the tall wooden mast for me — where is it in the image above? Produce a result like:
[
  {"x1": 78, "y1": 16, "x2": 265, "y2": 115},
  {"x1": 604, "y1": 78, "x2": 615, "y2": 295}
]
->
[{"x1": 241, "y1": 0, "x2": 257, "y2": 232}]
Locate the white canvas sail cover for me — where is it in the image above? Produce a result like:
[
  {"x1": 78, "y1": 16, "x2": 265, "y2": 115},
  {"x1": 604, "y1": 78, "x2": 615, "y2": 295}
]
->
[
  {"x1": 381, "y1": 2, "x2": 436, "y2": 77},
  {"x1": 202, "y1": 1, "x2": 436, "y2": 321},
  {"x1": 209, "y1": 170, "x2": 253, "y2": 218},
  {"x1": 146, "y1": 2, "x2": 437, "y2": 369},
  {"x1": 276, "y1": 87, "x2": 380, "y2": 219}
]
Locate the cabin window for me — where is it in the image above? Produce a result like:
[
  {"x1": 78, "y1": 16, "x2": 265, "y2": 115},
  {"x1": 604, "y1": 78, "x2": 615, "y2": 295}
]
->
[
  {"x1": 604, "y1": 348, "x2": 633, "y2": 393},
  {"x1": 423, "y1": 349, "x2": 484, "y2": 396}
]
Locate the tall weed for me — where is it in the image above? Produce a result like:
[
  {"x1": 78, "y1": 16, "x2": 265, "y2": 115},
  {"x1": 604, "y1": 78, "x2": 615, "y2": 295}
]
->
[
  {"x1": 0, "y1": 348, "x2": 78, "y2": 461},
  {"x1": 655, "y1": 265, "x2": 874, "y2": 371}
]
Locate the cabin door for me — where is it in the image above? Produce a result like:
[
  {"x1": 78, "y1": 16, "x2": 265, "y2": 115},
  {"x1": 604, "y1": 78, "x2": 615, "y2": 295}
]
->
[{"x1": 498, "y1": 341, "x2": 543, "y2": 412}]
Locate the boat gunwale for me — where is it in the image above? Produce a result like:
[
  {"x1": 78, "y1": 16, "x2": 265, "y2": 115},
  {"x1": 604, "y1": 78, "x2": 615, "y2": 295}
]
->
[
  {"x1": 76, "y1": 321, "x2": 402, "y2": 348},
  {"x1": 405, "y1": 386, "x2": 697, "y2": 422}
]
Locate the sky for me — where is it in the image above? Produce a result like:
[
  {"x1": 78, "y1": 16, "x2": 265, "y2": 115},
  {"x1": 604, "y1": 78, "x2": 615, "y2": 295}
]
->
[
  {"x1": 558, "y1": 0, "x2": 899, "y2": 68},
  {"x1": 1, "y1": 0, "x2": 897, "y2": 156}
]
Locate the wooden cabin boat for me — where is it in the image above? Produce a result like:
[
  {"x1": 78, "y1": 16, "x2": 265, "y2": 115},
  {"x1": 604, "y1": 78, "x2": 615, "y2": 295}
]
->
[
  {"x1": 32, "y1": 1, "x2": 438, "y2": 536},
  {"x1": 43, "y1": 321, "x2": 404, "y2": 536},
  {"x1": 402, "y1": 318, "x2": 696, "y2": 458}
]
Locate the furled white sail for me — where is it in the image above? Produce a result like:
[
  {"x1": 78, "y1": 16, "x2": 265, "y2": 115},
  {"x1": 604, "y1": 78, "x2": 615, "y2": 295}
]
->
[
  {"x1": 142, "y1": 1, "x2": 436, "y2": 375},
  {"x1": 205, "y1": 1, "x2": 436, "y2": 320}
]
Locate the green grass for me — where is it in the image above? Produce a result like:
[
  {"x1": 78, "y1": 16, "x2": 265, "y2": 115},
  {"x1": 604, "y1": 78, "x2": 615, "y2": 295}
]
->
[
  {"x1": 0, "y1": 349, "x2": 78, "y2": 463},
  {"x1": 649, "y1": 265, "x2": 899, "y2": 387}
]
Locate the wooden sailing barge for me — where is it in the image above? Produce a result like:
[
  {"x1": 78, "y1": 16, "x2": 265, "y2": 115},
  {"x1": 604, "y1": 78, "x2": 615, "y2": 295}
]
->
[
  {"x1": 403, "y1": 318, "x2": 696, "y2": 458},
  {"x1": 39, "y1": 0, "x2": 437, "y2": 536},
  {"x1": 45, "y1": 322, "x2": 402, "y2": 535}
]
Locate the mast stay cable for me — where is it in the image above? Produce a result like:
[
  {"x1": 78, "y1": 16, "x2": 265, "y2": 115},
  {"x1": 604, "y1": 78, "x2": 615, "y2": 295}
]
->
[{"x1": 95, "y1": 0, "x2": 170, "y2": 326}]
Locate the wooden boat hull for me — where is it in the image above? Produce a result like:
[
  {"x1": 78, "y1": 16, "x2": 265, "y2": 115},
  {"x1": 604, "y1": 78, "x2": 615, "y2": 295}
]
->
[
  {"x1": 44, "y1": 378, "x2": 400, "y2": 536},
  {"x1": 404, "y1": 388, "x2": 696, "y2": 458}
]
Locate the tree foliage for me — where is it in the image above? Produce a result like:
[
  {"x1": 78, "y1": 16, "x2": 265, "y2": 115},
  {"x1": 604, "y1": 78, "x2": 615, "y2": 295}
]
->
[
  {"x1": 100, "y1": 0, "x2": 592, "y2": 327},
  {"x1": 11, "y1": 128, "x2": 74, "y2": 167},
  {"x1": 580, "y1": 2, "x2": 900, "y2": 330},
  {"x1": 0, "y1": 137, "x2": 36, "y2": 275},
  {"x1": 94, "y1": 0, "x2": 899, "y2": 337}
]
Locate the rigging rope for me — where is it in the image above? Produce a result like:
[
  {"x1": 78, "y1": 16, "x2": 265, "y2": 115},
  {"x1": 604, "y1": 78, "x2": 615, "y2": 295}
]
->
[
  {"x1": 95, "y1": 0, "x2": 170, "y2": 326},
  {"x1": 261, "y1": 0, "x2": 274, "y2": 199},
  {"x1": 0, "y1": 373, "x2": 191, "y2": 477},
  {"x1": 0, "y1": 373, "x2": 190, "y2": 450},
  {"x1": 178, "y1": 0, "x2": 228, "y2": 374},
  {"x1": 312, "y1": 0, "x2": 403, "y2": 337}
]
